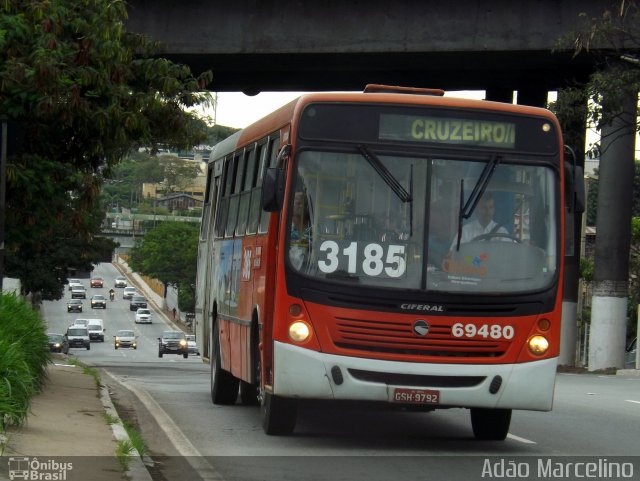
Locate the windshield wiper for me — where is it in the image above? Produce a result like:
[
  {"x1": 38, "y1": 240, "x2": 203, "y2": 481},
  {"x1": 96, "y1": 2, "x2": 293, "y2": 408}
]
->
[
  {"x1": 455, "y1": 154, "x2": 502, "y2": 251},
  {"x1": 358, "y1": 145, "x2": 412, "y2": 203}
]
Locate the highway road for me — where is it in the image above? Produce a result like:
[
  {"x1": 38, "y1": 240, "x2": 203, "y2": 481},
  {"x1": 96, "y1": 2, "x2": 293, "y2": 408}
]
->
[{"x1": 41, "y1": 263, "x2": 640, "y2": 481}]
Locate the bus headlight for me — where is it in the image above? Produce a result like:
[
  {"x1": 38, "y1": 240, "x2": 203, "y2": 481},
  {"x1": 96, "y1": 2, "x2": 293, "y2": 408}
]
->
[
  {"x1": 288, "y1": 321, "x2": 311, "y2": 343},
  {"x1": 528, "y1": 335, "x2": 549, "y2": 355}
]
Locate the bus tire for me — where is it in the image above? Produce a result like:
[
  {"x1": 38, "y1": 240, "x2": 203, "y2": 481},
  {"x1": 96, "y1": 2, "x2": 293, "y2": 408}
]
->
[
  {"x1": 262, "y1": 392, "x2": 297, "y2": 435},
  {"x1": 470, "y1": 408, "x2": 511, "y2": 441},
  {"x1": 211, "y1": 323, "x2": 239, "y2": 405},
  {"x1": 240, "y1": 322, "x2": 260, "y2": 406}
]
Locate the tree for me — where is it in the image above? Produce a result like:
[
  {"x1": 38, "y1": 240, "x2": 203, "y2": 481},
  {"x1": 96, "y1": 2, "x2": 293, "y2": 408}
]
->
[
  {"x1": 157, "y1": 155, "x2": 202, "y2": 195},
  {"x1": 0, "y1": 0, "x2": 213, "y2": 299},
  {"x1": 128, "y1": 222, "x2": 199, "y2": 312}
]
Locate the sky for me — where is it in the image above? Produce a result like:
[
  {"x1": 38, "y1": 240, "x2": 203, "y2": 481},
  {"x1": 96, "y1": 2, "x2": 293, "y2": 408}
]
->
[{"x1": 211, "y1": 90, "x2": 485, "y2": 129}]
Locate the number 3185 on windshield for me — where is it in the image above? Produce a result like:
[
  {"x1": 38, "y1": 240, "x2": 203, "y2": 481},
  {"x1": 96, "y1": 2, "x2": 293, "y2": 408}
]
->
[{"x1": 317, "y1": 241, "x2": 406, "y2": 278}]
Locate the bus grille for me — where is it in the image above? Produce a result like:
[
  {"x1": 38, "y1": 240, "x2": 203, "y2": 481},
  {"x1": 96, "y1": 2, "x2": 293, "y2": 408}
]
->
[{"x1": 331, "y1": 316, "x2": 508, "y2": 358}]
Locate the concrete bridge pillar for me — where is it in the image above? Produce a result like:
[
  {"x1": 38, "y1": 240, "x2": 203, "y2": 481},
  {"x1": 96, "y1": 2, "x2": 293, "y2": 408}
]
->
[{"x1": 590, "y1": 86, "x2": 638, "y2": 370}]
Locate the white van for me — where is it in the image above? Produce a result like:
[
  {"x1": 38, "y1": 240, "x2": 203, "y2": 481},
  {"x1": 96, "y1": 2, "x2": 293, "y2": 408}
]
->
[
  {"x1": 86, "y1": 319, "x2": 105, "y2": 342},
  {"x1": 66, "y1": 326, "x2": 90, "y2": 350}
]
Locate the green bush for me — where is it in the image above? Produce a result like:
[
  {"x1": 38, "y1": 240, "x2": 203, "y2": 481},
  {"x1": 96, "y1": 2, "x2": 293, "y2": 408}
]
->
[{"x1": 0, "y1": 293, "x2": 51, "y2": 430}]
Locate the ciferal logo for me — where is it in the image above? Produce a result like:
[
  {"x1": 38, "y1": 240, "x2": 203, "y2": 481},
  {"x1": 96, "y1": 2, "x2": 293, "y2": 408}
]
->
[{"x1": 412, "y1": 319, "x2": 430, "y2": 336}]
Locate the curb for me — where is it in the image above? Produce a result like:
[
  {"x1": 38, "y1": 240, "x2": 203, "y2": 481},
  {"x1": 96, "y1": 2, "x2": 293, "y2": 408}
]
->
[{"x1": 99, "y1": 382, "x2": 154, "y2": 481}]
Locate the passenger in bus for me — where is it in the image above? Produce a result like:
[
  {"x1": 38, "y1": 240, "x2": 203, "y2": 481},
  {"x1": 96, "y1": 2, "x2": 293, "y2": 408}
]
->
[{"x1": 450, "y1": 192, "x2": 509, "y2": 248}]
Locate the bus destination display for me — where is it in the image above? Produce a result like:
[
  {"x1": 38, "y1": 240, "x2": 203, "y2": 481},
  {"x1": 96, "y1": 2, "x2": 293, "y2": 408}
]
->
[{"x1": 379, "y1": 114, "x2": 516, "y2": 149}]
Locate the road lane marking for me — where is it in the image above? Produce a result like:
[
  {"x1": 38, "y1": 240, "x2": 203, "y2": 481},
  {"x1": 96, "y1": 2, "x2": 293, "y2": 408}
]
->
[
  {"x1": 625, "y1": 400, "x2": 640, "y2": 404},
  {"x1": 104, "y1": 370, "x2": 225, "y2": 481},
  {"x1": 507, "y1": 433, "x2": 537, "y2": 444}
]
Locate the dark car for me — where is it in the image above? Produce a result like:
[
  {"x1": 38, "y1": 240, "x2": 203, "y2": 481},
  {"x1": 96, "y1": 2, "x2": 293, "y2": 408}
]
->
[
  {"x1": 66, "y1": 299, "x2": 83, "y2": 313},
  {"x1": 129, "y1": 295, "x2": 148, "y2": 311},
  {"x1": 47, "y1": 333, "x2": 69, "y2": 354},
  {"x1": 158, "y1": 331, "x2": 188, "y2": 358},
  {"x1": 90, "y1": 294, "x2": 107, "y2": 309}
]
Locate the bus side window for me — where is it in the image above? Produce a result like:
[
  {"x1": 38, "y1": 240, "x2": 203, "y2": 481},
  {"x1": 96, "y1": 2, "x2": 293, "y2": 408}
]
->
[
  {"x1": 225, "y1": 154, "x2": 241, "y2": 238},
  {"x1": 214, "y1": 156, "x2": 233, "y2": 238},
  {"x1": 236, "y1": 148, "x2": 255, "y2": 236},
  {"x1": 258, "y1": 137, "x2": 279, "y2": 234},
  {"x1": 247, "y1": 142, "x2": 265, "y2": 235}
]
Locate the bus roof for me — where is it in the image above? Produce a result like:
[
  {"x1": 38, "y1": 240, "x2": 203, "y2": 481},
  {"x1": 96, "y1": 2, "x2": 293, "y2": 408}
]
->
[{"x1": 210, "y1": 88, "x2": 558, "y2": 162}]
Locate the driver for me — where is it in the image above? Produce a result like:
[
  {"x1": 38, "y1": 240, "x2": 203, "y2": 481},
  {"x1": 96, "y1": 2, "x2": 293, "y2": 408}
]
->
[{"x1": 451, "y1": 192, "x2": 509, "y2": 247}]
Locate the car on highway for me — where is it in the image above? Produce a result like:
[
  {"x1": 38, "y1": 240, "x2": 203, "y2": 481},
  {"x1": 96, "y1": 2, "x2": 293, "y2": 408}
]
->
[
  {"x1": 66, "y1": 298, "x2": 83, "y2": 313},
  {"x1": 186, "y1": 334, "x2": 199, "y2": 355},
  {"x1": 626, "y1": 337, "x2": 637, "y2": 368},
  {"x1": 90, "y1": 294, "x2": 107, "y2": 309},
  {"x1": 66, "y1": 326, "x2": 90, "y2": 350},
  {"x1": 129, "y1": 295, "x2": 147, "y2": 311},
  {"x1": 123, "y1": 286, "x2": 137, "y2": 299},
  {"x1": 134, "y1": 308, "x2": 152, "y2": 324},
  {"x1": 71, "y1": 318, "x2": 89, "y2": 327},
  {"x1": 158, "y1": 331, "x2": 188, "y2": 358},
  {"x1": 114, "y1": 276, "x2": 128, "y2": 288},
  {"x1": 71, "y1": 286, "x2": 86, "y2": 299},
  {"x1": 68, "y1": 279, "x2": 82, "y2": 291},
  {"x1": 114, "y1": 330, "x2": 137, "y2": 350},
  {"x1": 86, "y1": 319, "x2": 105, "y2": 342},
  {"x1": 90, "y1": 277, "x2": 104, "y2": 288},
  {"x1": 47, "y1": 333, "x2": 69, "y2": 354}
]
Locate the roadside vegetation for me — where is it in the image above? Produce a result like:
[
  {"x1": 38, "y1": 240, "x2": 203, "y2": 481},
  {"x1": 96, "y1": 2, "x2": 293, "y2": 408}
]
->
[
  {"x1": 0, "y1": 0, "x2": 213, "y2": 301},
  {"x1": 129, "y1": 222, "x2": 200, "y2": 312},
  {"x1": 0, "y1": 293, "x2": 50, "y2": 450}
]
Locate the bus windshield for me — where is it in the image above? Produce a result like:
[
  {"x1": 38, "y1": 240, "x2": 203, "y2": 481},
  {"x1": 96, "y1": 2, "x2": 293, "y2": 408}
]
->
[{"x1": 288, "y1": 149, "x2": 558, "y2": 294}]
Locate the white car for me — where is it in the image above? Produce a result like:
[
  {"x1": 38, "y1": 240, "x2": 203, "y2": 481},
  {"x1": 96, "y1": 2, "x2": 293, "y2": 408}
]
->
[
  {"x1": 123, "y1": 286, "x2": 137, "y2": 299},
  {"x1": 114, "y1": 276, "x2": 128, "y2": 288},
  {"x1": 134, "y1": 308, "x2": 152, "y2": 324},
  {"x1": 186, "y1": 334, "x2": 199, "y2": 355},
  {"x1": 68, "y1": 279, "x2": 82, "y2": 291}
]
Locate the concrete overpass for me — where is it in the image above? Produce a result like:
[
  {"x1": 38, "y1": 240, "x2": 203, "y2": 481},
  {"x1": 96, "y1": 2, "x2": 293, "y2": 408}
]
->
[{"x1": 124, "y1": 0, "x2": 627, "y2": 95}]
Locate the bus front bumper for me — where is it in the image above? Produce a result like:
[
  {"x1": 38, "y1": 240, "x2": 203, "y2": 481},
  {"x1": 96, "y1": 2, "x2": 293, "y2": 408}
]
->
[{"x1": 273, "y1": 341, "x2": 557, "y2": 411}]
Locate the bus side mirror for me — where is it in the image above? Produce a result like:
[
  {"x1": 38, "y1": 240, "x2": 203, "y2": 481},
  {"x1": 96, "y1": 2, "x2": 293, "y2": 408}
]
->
[{"x1": 262, "y1": 167, "x2": 285, "y2": 212}]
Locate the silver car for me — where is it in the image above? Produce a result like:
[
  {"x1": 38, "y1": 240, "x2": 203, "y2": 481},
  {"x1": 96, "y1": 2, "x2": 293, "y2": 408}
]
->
[{"x1": 114, "y1": 330, "x2": 137, "y2": 350}]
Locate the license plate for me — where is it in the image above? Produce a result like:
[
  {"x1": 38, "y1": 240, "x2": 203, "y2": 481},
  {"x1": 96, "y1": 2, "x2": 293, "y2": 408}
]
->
[{"x1": 391, "y1": 388, "x2": 440, "y2": 405}]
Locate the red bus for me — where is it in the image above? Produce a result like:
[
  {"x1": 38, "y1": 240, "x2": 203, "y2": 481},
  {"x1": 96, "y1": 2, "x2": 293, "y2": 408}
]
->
[{"x1": 195, "y1": 85, "x2": 576, "y2": 440}]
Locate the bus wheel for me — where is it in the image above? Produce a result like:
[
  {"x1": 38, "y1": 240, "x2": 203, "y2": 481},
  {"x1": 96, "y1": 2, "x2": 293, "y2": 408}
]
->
[
  {"x1": 262, "y1": 392, "x2": 297, "y2": 435},
  {"x1": 210, "y1": 324, "x2": 239, "y2": 405},
  {"x1": 470, "y1": 408, "x2": 511, "y2": 440},
  {"x1": 240, "y1": 325, "x2": 260, "y2": 406}
]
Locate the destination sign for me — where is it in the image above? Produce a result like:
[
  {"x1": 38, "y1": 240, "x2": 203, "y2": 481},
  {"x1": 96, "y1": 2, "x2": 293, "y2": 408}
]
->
[{"x1": 379, "y1": 114, "x2": 516, "y2": 149}]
